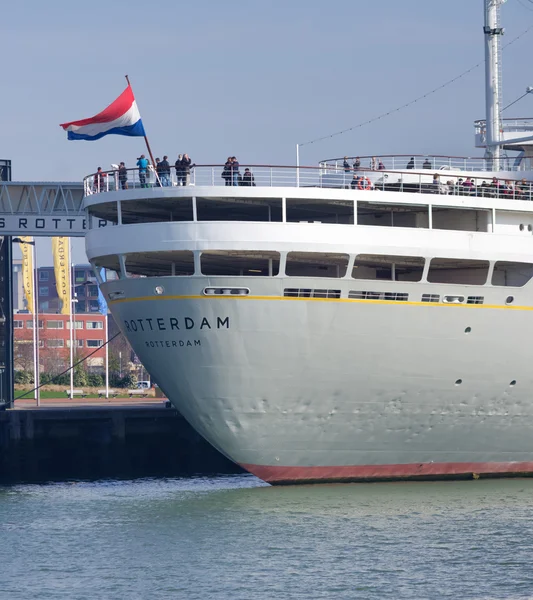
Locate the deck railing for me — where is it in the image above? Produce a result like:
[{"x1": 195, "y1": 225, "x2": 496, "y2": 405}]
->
[{"x1": 83, "y1": 164, "x2": 533, "y2": 201}]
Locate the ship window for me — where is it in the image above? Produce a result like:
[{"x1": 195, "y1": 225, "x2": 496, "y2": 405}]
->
[
  {"x1": 357, "y1": 202, "x2": 429, "y2": 228},
  {"x1": 201, "y1": 251, "x2": 280, "y2": 276},
  {"x1": 284, "y1": 288, "x2": 341, "y2": 298},
  {"x1": 427, "y1": 258, "x2": 489, "y2": 285},
  {"x1": 286, "y1": 198, "x2": 354, "y2": 224},
  {"x1": 87, "y1": 202, "x2": 119, "y2": 226},
  {"x1": 491, "y1": 261, "x2": 533, "y2": 287},
  {"x1": 121, "y1": 198, "x2": 193, "y2": 224},
  {"x1": 349, "y1": 291, "x2": 408, "y2": 301},
  {"x1": 421, "y1": 294, "x2": 440, "y2": 303},
  {"x1": 432, "y1": 208, "x2": 490, "y2": 232},
  {"x1": 196, "y1": 197, "x2": 282, "y2": 222},
  {"x1": 125, "y1": 251, "x2": 194, "y2": 277},
  {"x1": 352, "y1": 255, "x2": 424, "y2": 281},
  {"x1": 467, "y1": 296, "x2": 484, "y2": 304},
  {"x1": 285, "y1": 252, "x2": 349, "y2": 278}
]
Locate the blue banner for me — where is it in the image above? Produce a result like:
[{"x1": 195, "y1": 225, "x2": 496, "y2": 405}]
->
[{"x1": 98, "y1": 268, "x2": 108, "y2": 315}]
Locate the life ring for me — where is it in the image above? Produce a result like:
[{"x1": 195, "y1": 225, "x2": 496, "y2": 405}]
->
[{"x1": 358, "y1": 177, "x2": 372, "y2": 190}]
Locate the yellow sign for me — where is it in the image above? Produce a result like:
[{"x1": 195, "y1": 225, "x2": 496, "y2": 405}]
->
[
  {"x1": 52, "y1": 237, "x2": 71, "y2": 315},
  {"x1": 19, "y1": 236, "x2": 34, "y2": 313}
]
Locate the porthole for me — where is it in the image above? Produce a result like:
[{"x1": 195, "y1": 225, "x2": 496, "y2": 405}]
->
[
  {"x1": 455, "y1": 379, "x2": 463, "y2": 385},
  {"x1": 510, "y1": 380, "x2": 517, "y2": 386},
  {"x1": 520, "y1": 224, "x2": 525, "y2": 231},
  {"x1": 154, "y1": 286, "x2": 165, "y2": 295},
  {"x1": 464, "y1": 327, "x2": 471, "y2": 334},
  {"x1": 506, "y1": 296, "x2": 514, "y2": 305}
]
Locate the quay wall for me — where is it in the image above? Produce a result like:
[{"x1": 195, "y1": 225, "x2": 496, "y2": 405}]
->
[{"x1": 0, "y1": 405, "x2": 241, "y2": 483}]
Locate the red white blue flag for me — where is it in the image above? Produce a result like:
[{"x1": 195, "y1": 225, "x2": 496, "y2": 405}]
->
[{"x1": 60, "y1": 85, "x2": 145, "y2": 141}]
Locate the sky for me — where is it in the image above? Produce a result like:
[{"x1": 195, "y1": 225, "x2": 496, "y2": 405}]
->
[{"x1": 2, "y1": 0, "x2": 533, "y2": 264}]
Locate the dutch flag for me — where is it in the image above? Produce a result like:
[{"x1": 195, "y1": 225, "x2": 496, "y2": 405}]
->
[{"x1": 60, "y1": 85, "x2": 145, "y2": 141}]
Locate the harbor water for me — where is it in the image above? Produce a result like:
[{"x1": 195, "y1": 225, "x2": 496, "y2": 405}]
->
[{"x1": 1, "y1": 475, "x2": 532, "y2": 599}]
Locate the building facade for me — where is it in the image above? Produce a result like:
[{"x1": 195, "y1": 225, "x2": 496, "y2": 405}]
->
[
  {"x1": 14, "y1": 313, "x2": 107, "y2": 372},
  {"x1": 37, "y1": 264, "x2": 100, "y2": 314}
]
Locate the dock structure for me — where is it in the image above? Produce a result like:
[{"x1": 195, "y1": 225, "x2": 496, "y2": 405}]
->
[{"x1": 0, "y1": 402, "x2": 240, "y2": 483}]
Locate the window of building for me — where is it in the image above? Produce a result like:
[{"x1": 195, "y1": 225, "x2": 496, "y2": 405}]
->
[
  {"x1": 75, "y1": 270, "x2": 86, "y2": 283},
  {"x1": 86, "y1": 321, "x2": 103, "y2": 330},
  {"x1": 46, "y1": 320, "x2": 64, "y2": 329},
  {"x1": 491, "y1": 261, "x2": 533, "y2": 287},
  {"x1": 88, "y1": 285, "x2": 98, "y2": 296},
  {"x1": 352, "y1": 255, "x2": 425, "y2": 281},
  {"x1": 13, "y1": 320, "x2": 23, "y2": 328},
  {"x1": 48, "y1": 339, "x2": 64, "y2": 348},
  {"x1": 39, "y1": 286, "x2": 49, "y2": 296},
  {"x1": 87, "y1": 339, "x2": 103, "y2": 348},
  {"x1": 76, "y1": 301, "x2": 87, "y2": 313},
  {"x1": 26, "y1": 320, "x2": 44, "y2": 329},
  {"x1": 89, "y1": 300, "x2": 99, "y2": 311},
  {"x1": 66, "y1": 320, "x2": 84, "y2": 330},
  {"x1": 427, "y1": 259, "x2": 490, "y2": 285},
  {"x1": 39, "y1": 301, "x2": 49, "y2": 312},
  {"x1": 201, "y1": 251, "x2": 280, "y2": 276},
  {"x1": 66, "y1": 339, "x2": 84, "y2": 348},
  {"x1": 39, "y1": 271, "x2": 49, "y2": 281},
  {"x1": 285, "y1": 252, "x2": 349, "y2": 278}
]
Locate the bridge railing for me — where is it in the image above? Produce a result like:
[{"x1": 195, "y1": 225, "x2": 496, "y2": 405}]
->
[{"x1": 83, "y1": 165, "x2": 533, "y2": 201}]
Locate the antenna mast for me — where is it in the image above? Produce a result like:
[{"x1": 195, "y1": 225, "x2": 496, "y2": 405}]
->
[{"x1": 484, "y1": 0, "x2": 506, "y2": 170}]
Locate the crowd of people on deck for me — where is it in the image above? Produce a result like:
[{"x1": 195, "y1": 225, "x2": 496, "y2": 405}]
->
[
  {"x1": 431, "y1": 174, "x2": 532, "y2": 198},
  {"x1": 91, "y1": 153, "x2": 531, "y2": 200},
  {"x1": 93, "y1": 154, "x2": 258, "y2": 191}
]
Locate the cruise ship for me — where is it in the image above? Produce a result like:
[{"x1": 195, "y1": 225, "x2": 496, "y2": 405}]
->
[{"x1": 84, "y1": 1, "x2": 533, "y2": 484}]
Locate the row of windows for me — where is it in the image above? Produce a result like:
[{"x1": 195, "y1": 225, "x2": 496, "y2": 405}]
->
[
  {"x1": 94, "y1": 251, "x2": 533, "y2": 288},
  {"x1": 38, "y1": 270, "x2": 92, "y2": 282},
  {"x1": 14, "y1": 320, "x2": 104, "y2": 330},
  {"x1": 45, "y1": 339, "x2": 103, "y2": 348},
  {"x1": 283, "y1": 290, "x2": 488, "y2": 304}
]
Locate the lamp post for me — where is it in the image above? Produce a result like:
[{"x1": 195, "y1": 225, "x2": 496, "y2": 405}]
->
[{"x1": 13, "y1": 237, "x2": 39, "y2": 406}]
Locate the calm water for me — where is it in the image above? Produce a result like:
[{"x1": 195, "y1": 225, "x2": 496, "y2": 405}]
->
[{"x1": 0, "y1": 476, "x2": 532, "y2": 599}]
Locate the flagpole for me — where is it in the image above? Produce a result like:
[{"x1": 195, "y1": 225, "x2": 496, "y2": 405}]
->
[
  {"x1": 125, "y1": 74, "x2": 156, "y2": 168},
  {"x1": 69, "y1": 238, "x2": 74, "y2": 400},
  {"x1": 32, "y1": 243, "x2": 40, "y2": 406}
]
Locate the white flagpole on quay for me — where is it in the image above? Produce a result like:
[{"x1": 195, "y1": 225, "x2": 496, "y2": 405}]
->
[
  {"x1": 32, "y1": 243, "x2": 40, "y2": 406},
  {"x1": 69, "y1": 238, "x2": 74, "y2": 400}
]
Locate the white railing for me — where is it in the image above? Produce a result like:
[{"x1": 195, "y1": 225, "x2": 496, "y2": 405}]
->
[
  {"x1": 83, "y1": 165, "x2": 533, "y2": 201},
  {"x1": 320, "y1": 154, "x2": 531, "y2": 173}
]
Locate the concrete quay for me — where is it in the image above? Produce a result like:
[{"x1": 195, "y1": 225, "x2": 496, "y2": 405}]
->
[{"x1": 0, "y1": 401, "x2": 241, "y2": 483}]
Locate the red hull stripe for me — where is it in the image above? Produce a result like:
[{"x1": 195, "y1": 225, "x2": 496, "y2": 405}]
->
[
  {"x1": 60, "y1": 85, "x2": 135, "y2": 129},
  {"x1": 241, "y1": 461, "x2": 533, "y2": 484}
]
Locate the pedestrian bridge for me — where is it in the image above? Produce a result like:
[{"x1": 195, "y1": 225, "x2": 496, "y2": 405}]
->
[{"x1": 0, "y1": 181, "x2": 86, "y2": 236}]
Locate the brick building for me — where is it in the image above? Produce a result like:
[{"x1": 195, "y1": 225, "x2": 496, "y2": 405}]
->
[
  {"x1": 37, "y1": 264, "x2": 100, "y2": 314},
  {"x1": 14, "y1": 313, "x2": 107, "y2": 372}
]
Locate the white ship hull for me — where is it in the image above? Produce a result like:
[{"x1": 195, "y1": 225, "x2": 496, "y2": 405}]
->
[{"x1": 103, "y1": 275, "x2": 533, "y2": 484}]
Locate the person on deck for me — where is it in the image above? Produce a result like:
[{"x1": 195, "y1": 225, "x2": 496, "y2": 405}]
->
[
  {"x1": 155, "y1": 158, "x2": 162, "y2": 187},
  {"x1": 231, "y1": 156, "x2": 240, "y2": 186},
  {"x1": 406, "y1": 157, "x2": 415, "y2": 169},
  {"x1": 222, "y1": 157, "x2": 232, "y2": 186},
  {"x1": 423, "y1": 158, "x2": 431, "y2": 169},
  {"x1": 94, "y1": 167, "x2": 107, "y2": 192},
  {"x1": 181, "y1": 154, "x2": 192, "y2": 186},
  {"x1": 175, "y1": 154, "x2": 184, "y2": 186},
  {"x1": 160, "y1": 156, "x2": 171, "y2": 187},
  {"x1": 343, "y1": 157, "x2": 351, "y2": 172},
  {"x1": 137, "y1": 155, "x2": 149, "y2": 188},
  {"x1": 353, "y1": 157, "x2": 361, "y2": 170},
  {"x1": 242, "y1": 168, "x2": 255, "y2": 186},
  {"x1": 350, "y1": 175, "x2": 360, "y2": 189},
  {"x1": 118, "y1": 162, "x2": 128, "y2": 190}
]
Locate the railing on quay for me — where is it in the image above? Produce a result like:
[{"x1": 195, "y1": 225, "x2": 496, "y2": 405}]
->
[
  {"x1": 320, "y1": 154, "x2": 532, "y2": 173},
  {"x1": 83, "y1": 164, "x2": 533, "y2": 202}
]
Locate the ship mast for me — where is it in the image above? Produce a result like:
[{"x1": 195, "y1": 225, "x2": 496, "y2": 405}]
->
[{"x1": 484, "y1": 0, "x2": 506, "y2": 170}]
